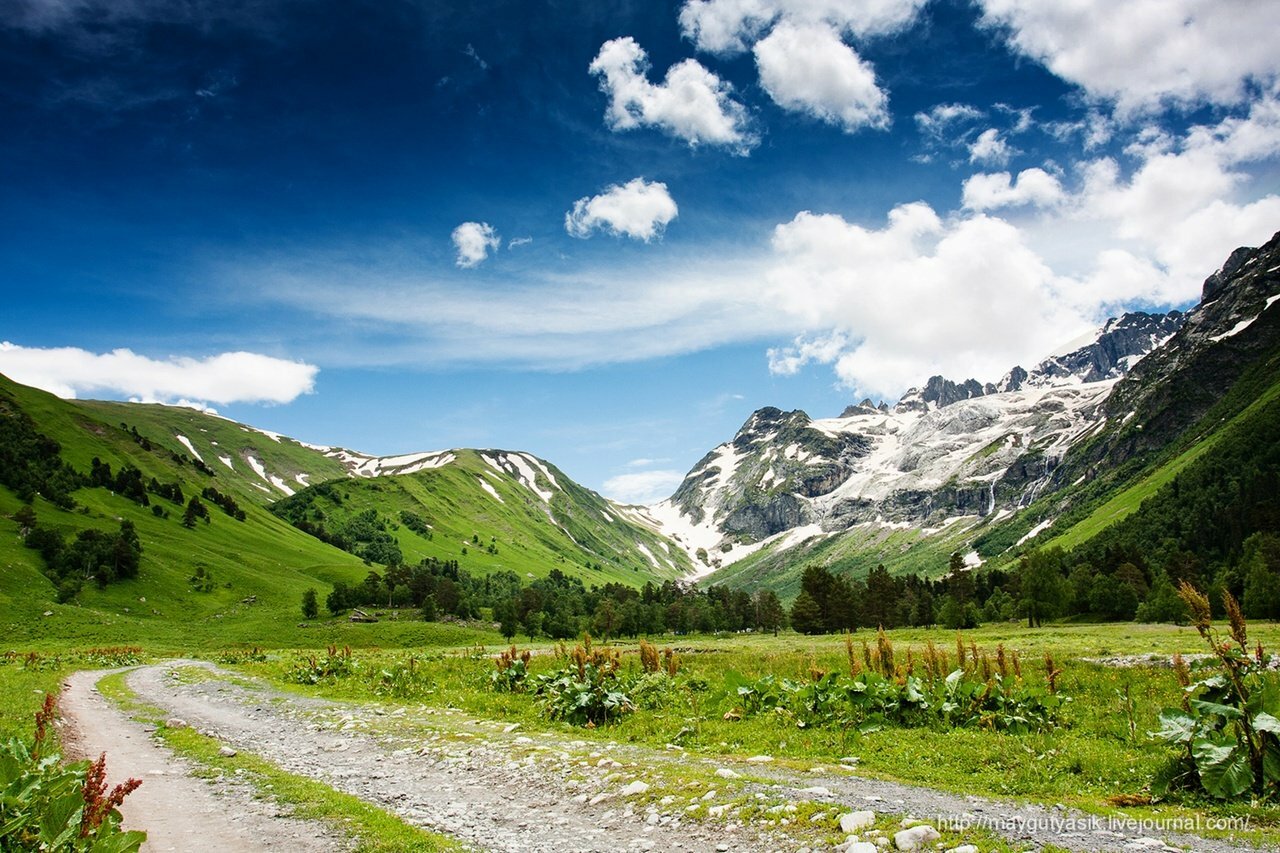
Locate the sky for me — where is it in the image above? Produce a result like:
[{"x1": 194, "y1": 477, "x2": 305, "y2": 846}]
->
[{"x1": 2, "y1": 0, "x2": 1280, "y2": 504}]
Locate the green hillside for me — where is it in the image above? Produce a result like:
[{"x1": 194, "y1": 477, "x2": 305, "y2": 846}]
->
[
  {"x1": 0, "y1": 373, "x2": 681, "y2": 649},
  {"x1": 269, "y1": 449, "x2": 690, "y2": 586}
]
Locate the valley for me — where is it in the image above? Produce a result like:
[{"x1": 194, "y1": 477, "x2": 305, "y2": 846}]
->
[{"x1": 1, "y1": 234, "x2": 1279, "y2": 850}]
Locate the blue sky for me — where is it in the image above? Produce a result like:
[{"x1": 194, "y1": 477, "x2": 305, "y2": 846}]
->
[{"x1": 2, "y1": 0, "x2": 1279, "y2": 503}]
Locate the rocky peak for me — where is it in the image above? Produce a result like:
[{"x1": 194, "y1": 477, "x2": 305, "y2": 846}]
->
[
  {"x1": 1018, "y1": 310, "x2": 1186, "y2": 389},
  {"x1": 839, "y1": 398, "x2": 888, "y2": 417},
  {"x1": 1202, "y1": 245, "x2": 1256, "y2": 303}
]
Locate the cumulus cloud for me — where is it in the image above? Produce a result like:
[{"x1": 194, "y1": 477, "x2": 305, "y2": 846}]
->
[
  {"x1": 968, "y1": 128, "x2": 1013, "y2": 165},
  {"x1": 0, "y1": 343, "x2": 317, "y2": 405},
  {"x1": 679, "y1": 0, "x2": 926, "y2": 55},
  {"x1": 962, "y1": 168, "x2": 1065, "y2": 211},
  {"x1": 565, "y1": 178, "x2": 679, "y2": 241},
  {"x1": 761, "y1": 205, "x2": 1088, "y2": 396},
  {"x1": 753, "y1": 22, "x2": 889, "y2": 132},
  {"x1": 588, "y1": 37, "x2": 754, "y2": 152},
  {"x1": 978, "y1": 0, "x2": 1280, "y2": 111},
  {"x1": 601, "y1": 469, "x2": 685, "y2": 505},
  {"x1": 451, "y1": 221, "x2": 501, "y2": 268}
]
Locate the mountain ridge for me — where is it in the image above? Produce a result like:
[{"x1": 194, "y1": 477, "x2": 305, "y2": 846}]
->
[{"x1": 650, "y1": 234, "x2": 1280, "y2": 583}]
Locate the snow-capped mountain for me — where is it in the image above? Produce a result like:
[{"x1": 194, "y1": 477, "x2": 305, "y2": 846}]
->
[
  {"x1": 647, "y1": 310, "x2": 1186, "y2": 575},
  {"x1": 651, "y1": 229, "x2": 1280, "y2": 579}
]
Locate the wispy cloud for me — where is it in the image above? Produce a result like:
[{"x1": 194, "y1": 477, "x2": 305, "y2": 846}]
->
[{"x1": 601, "y1": 469, "x2": 684, "y2": 504}]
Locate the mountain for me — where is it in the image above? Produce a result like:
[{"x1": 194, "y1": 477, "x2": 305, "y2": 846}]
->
[
  {"x1": 0, "y1": 373, "x2": 685, "y2": 645},
  {"x1": 652, "y1": 231, "x2": 1280, "y2": 591}
]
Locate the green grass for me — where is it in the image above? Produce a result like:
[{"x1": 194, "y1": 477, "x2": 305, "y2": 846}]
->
[
  {"x1": 0, "y1": 373, "x2": 684, "y2": 650},
  {"x1": 232, "y1": 621, "x2": 1280, "y2": 847},
  {"x1": 95, "y1": 671, "x2": 461, "y2": 852},
  {"x1": 271, "y1": 450, "x2": 689, "y2": 587},
  {"x1": 705, "y1": 514, "x2": 980, "y2": 600}
]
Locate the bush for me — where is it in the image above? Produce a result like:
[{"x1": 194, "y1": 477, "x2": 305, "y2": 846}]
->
[
  {"x1": 0, "y1": 695, "x2": 145, "y2": 852},
  {"x1": 1150, "y1": 583, "x2": 1280, "y2": 800},
  {"x1": 732, "y1": 632, "x2": 1065, "y2": 735}
]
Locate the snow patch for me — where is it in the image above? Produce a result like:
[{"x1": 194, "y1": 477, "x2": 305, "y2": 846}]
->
[
  {"x1": 1017, "y1": 517, "x2": 1055, "y2": 546},
  {"x1": 175, "y1": 434, "x2": 204, "y2": 462},
  {"x1": 294, "y1": 473, "x2": 310, "y2": 486},
  {"x1": 477, "y1": 477, "x2": 504, "y2": 503},
  {"x1": 245, "y1": 455, "x2": 269, "y2": 482},
  {"x1": 1211, "y1": 316, "x2": 1257, "y2": 342},
  {"x1": 635, "y1": 542, "x2": 662, "y2": 570},
  {"x1": 218, "y1": 455, "x2": 234, "y2": 471},
  {"x1": 268, "y1": 475, "x2": 295, "y2": 496}
]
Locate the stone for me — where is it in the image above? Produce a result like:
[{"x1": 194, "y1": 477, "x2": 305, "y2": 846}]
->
[
  {"x1": 893, "y1": 824, "x2": 940, "y2": 851},
  {"x1": 840, "y1": 810, "x2": 876, "y2": 833},
  {"x1": 218, "y1": 746, "x2": 237, "y2": 757},
  {"x1": 620, "y1": 781, "x2": 650, "y2": 796},
  {"x1": 801, "y1": 786, "x2": 833, "y2": 797},
  {"x1": 165, "y1": 718, "x2": 188, "y2": 729},
  {"x1": 845, "y1": 844, "x2": 878, "y2": 853},
  {"x1": 746, "y1": 755, "x2": 773, "y2": 763},
  {"x1": 945, "y1": 846, "x2": 978, "y2": 853},
  {"x1": 714, "y1": 768, "x2": 740, "y2": 779},
  {"x1": 701, "y1": 789, "x2": 717, "y2": 801}
]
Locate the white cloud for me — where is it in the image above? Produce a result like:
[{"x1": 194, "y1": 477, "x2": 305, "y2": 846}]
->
[
  {"x1": 679, "y1": 0, "x2": 926, "y2": 55},
  {"x1": 962, "y1": 168, "x2": 1065, "y2": 211},
  {"x1": 508, "y1": 236, "x2": 532, "y2": 249},
  {"x1": 978, "y1": 0, "x2": 1280, "y2": 112},
  {"x1": 762, "y1": 205, "x2": 1089, "y2": 396},
  {"x1": 601, "y1": 469, "x2": 685, "y2": 505},
  {"x1": 753, "y1": 22, "x2": 889, "y2": 132},
  {"x1": 565, "y1": 178, "x2": 679, "y2": 241},
  {"x1": 225, "y1": 95, "x2": 1280, "y2": 401},
  {"x1": 0, "y1": 343, "x2": 317, "y2": 405},
  {"x1": 588, "y1": 36, "x2": 754, "y2": 152},
  {"x1": 767, "y1": 332, "x2": 848, "y2": 375},
  {"x1": 915, "y1": 102, "x2": 984, "y2": 137},
  {"x1": 968, "y1": 127, "x2": 1013, "y2": 165},
  {"x1": 451, "y1": 221, "x2": 501, "y2": 268}
]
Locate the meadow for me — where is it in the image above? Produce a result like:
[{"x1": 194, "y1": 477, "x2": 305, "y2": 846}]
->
[{"x1": 2, "y1": 616, "x2": 1277, "y2": 849}]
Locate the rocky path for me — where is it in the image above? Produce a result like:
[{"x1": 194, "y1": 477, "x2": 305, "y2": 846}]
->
[
  {"x1": 60, "y1": 669, "x2": 349, "y2": 852},
  {"x1": 61, "y1": 662, "x2": 1270, "y2": 853}
]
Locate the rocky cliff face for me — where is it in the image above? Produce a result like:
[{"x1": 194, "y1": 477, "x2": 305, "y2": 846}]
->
[{"x1": 652, "y1": 235, "x2": 1280, "y2": 575}]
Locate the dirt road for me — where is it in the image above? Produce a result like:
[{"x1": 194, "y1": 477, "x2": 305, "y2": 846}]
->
[{"x1": 58, "y1": 662, "x2": 1267, "y2": 853}]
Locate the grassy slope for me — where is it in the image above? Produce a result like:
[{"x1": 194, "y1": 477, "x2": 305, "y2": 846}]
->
[
  {"x1": 0, "y1": 376, "x2": 493, "y2": 648},
  {"x1": 0, "y1": 374, "x2": 684, "y2": 649},
  {"x1": 272, "y1": 451, "x2": 689, "y2": 587},
  {"x1": 1041, "y1": 366, "x2": 1280, "y2": 553},
  {"x1": 703, "y1": 519, "x2": 977, "y2": 600}
]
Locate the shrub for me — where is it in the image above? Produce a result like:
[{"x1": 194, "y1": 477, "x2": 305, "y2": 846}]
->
[
  {"x1": 287, "y1": 646, "x2": 356, "y2": 684},
  {"x1": 0, "y1": 695, "x2": 145, "y2": 852},
  {"x1": 490, "y1": 646, "x2": 532, "y2": 694},
  {"x1": 733, "y1": 632, "x2": 1064, "y2": 735},
  {"x1": 1149, "y1": 583, "x2": 1280, "y2": 800}
]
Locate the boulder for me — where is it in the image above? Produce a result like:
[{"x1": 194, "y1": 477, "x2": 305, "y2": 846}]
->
[
  {"x1": 839, "y1": 810, "x2": 876, "y2": 833},
  {"x1": 893, "y1": 824, "x2": 941, "y2": 851}
]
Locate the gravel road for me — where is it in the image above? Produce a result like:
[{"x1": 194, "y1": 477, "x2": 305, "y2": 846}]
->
[{"x1": 58, "y1": 662, "x2": 1272, "y2": 853}]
